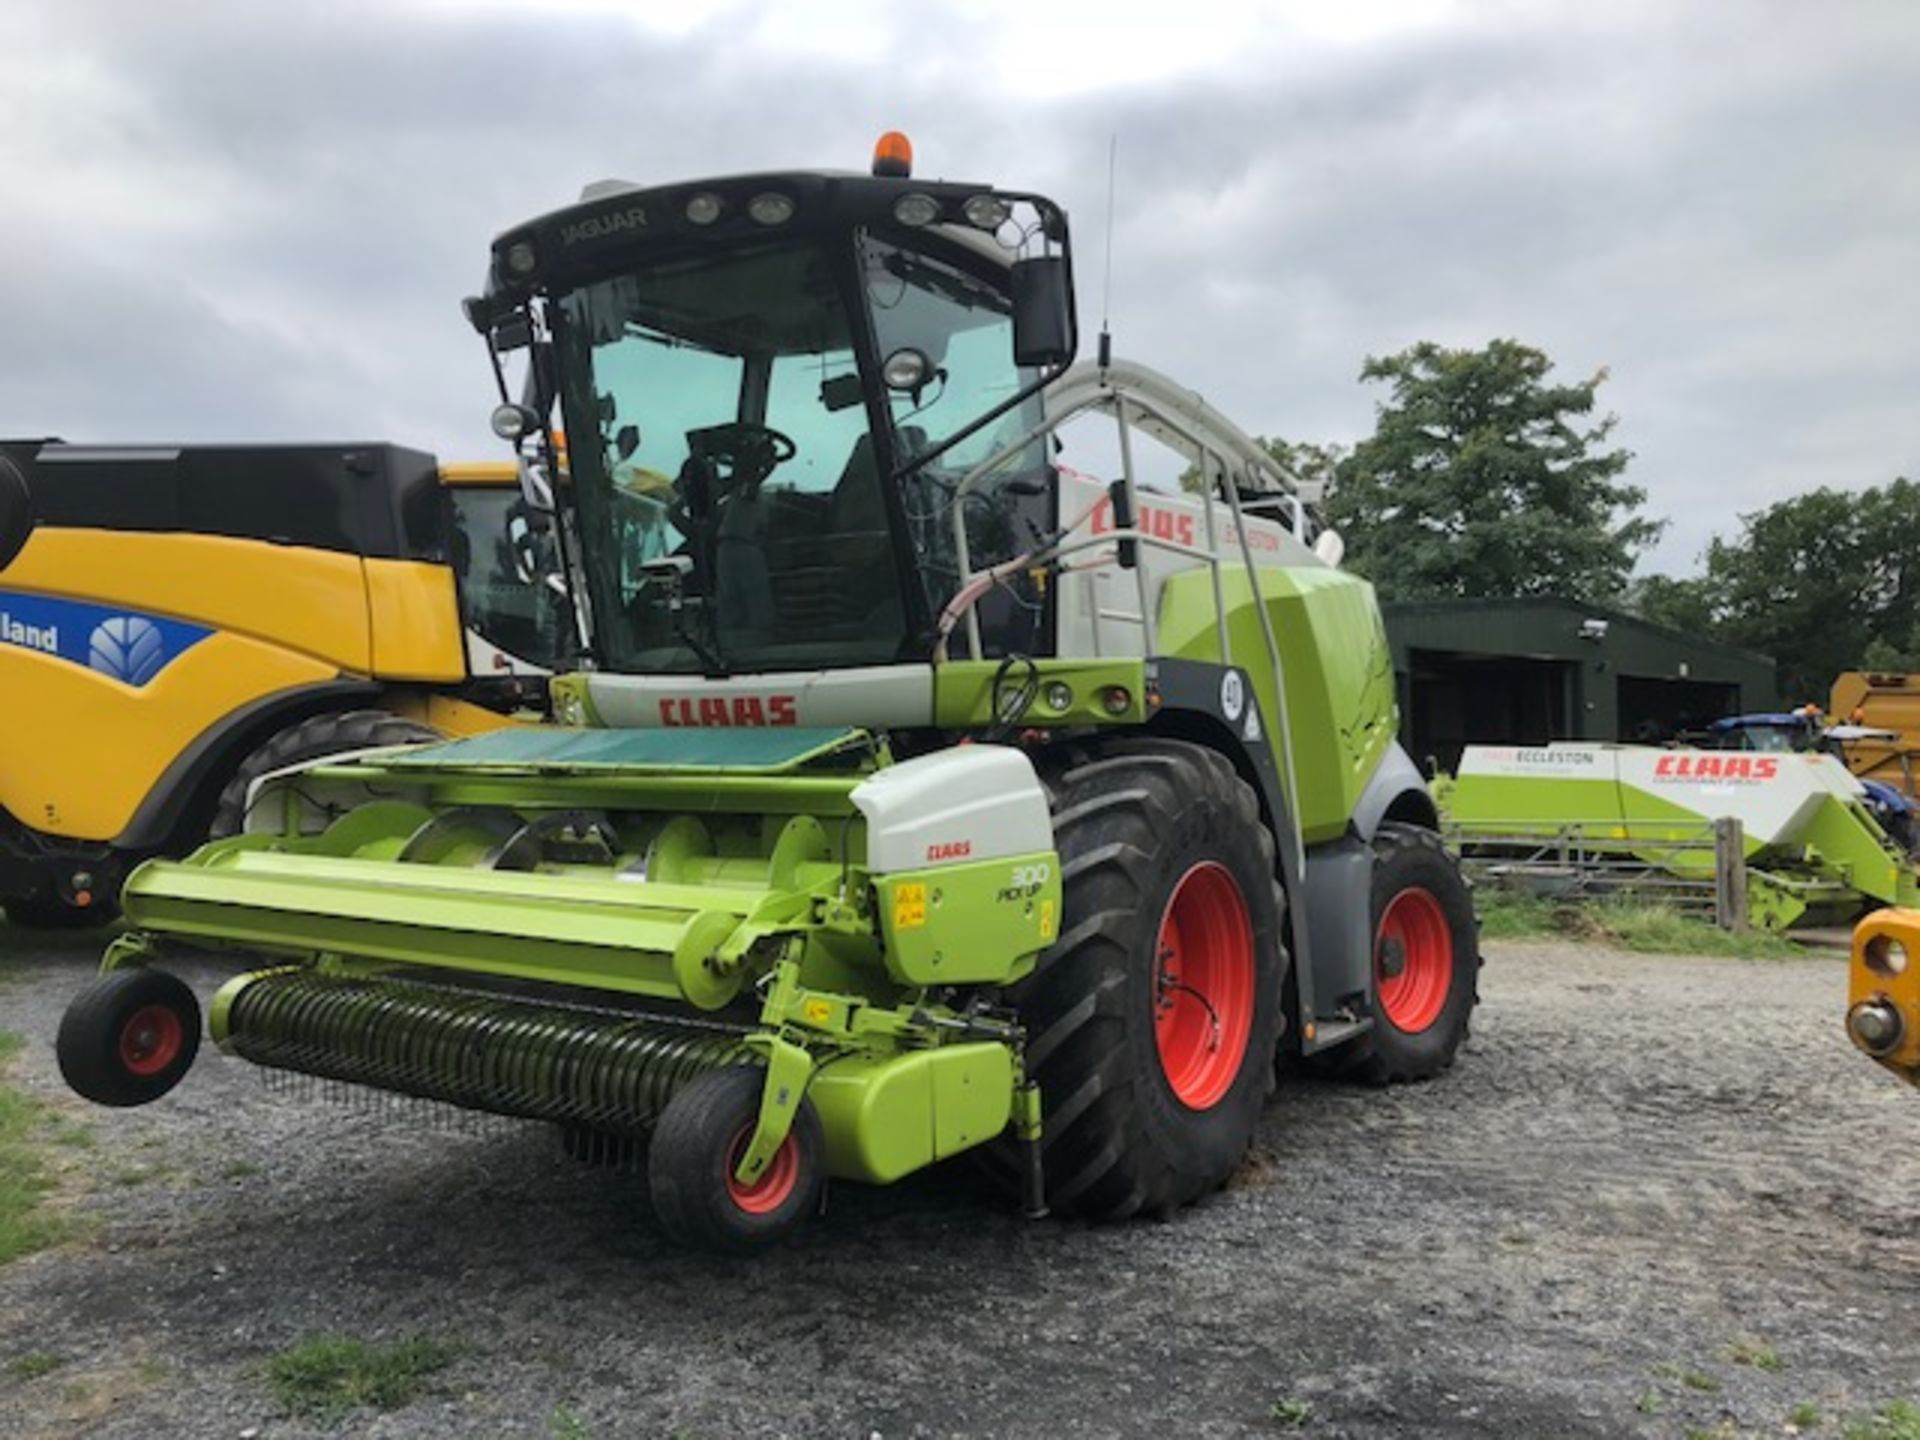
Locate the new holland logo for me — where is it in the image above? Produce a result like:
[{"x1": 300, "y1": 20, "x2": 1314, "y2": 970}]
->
[
  {"x1": 0, "y1": 588, "x2": 213, "y2": 688},
  {"x1": 88, "y1": 616, "x2": 168, "y2": 686}
]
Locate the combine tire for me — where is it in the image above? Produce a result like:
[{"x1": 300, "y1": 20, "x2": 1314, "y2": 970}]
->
[
  {"x1": 648, "y1": 1066, "x2": 825, "y2": 1250},
  {"x1": 1335, "y1": 822, "x2": 1478, "y2": 1084},
  {"x1": 57, "y1": 968, "x2": 202, "y2": 1107},
  {"x1": 1005, "y1": 740, "x2": 1285, "y2": 1220},
  {"x1": 210, "y1": 709, "x2": 440, "y2": 839}
]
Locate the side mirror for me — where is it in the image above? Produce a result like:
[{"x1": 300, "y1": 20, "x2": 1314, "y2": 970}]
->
[
  {"x1": 1010, "y1": 256, "x2": 1075, "y2": 369},
  {"x1": 462, "y1": 294, "x2": 529, "y2": 352},
  {"x1": 0, "y1": 455, "x2": 32, "y2": 571}
]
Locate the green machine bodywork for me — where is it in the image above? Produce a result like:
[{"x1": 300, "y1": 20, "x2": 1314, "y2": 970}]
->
[
  {"x1": 1449, "y1": 743, "x2": 1920, "y2": 929},
  {"x1": 54, "y1": 145, "x2": 1462, "y2": 1248},
  {"x1": 104, "y1": 726, "x2": 1060, "y2": 1192}
]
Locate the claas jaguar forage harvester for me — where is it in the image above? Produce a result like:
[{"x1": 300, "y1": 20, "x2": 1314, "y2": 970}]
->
[{"x1": 57, "y1": 135, "x2": 1479, "y2": 1249}]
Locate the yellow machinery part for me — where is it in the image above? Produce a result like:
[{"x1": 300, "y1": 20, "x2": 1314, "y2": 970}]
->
[
  {"x1": 436, "y1": 461, "x2": 518, "y2": 486},
  {"x1": 6, "y1": 529, "x2": 373, "y2": 672},
  {"x1": 1831, "y1": 671, "x2": 1920, "y2": 797},
  {"x1": 0, "y1": 529, "x2": 503, "y2": 840},
  {"x1": 390, "y1": 690, "x2": 530, "y2": 737},
  {"x1": 0, "y1": 634, "x2": 338, "y2": 840},
  {"x1": 1849, "y1": 908, "x2": 1920, "y2": 1086},
  {"x1": 364, "y1": 559, "x2": 465, "y2": 682}
]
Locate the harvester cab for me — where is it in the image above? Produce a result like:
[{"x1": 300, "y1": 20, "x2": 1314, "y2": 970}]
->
[{"x1": 57, "y1": 138, "x2": 1477, "y2": 1249}]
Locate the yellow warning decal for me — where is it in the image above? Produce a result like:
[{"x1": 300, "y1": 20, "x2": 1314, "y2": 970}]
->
[
  {"x1": 1040, "y1": 899, "x2": 1057, "y2": 940},
  {"x1": 893, "y1": 882, "x2": 928, "y2": 931},
  {"x1": 803, "y1": 998, "x2": 833, "y2": 1025}
]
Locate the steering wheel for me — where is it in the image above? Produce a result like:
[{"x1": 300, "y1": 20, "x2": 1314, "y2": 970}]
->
[{"x1": 687, "y1": 421, "x2": 796, "y2": 485}]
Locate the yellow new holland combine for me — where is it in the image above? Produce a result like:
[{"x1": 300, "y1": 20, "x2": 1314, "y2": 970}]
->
[{"x1": 0, "y1": 445, "x2": 565, "y2": 927}]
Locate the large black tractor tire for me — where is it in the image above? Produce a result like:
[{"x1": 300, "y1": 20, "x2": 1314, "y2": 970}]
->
[
  {"x1": 3, "y1": 896, "x2": 117, "y2": 931},
  {"x1": 1330, "y1": 822, "x2": 1479, "y2": 1085},
  {"x1": 999, "y1": 739, "x2": 1286, "y2": 1220},
  {"x1": 57, "y1": 967, "x2": 202, "y2": 1107},
  {"x1": 209, "y1": 709, "x2": 440, "y2": 839},
  {"x1": 648, "y1": 1066, "x2": 826, "y2": 1251}
]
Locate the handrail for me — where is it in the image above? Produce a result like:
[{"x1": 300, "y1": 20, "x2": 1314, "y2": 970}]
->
[{"x1": 939, "y1": 355, "x2": 1328, "y2": 883}]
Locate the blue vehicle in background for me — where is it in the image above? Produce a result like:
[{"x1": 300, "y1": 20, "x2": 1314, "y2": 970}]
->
[{"x1": 1708, "y1": 708, "x2": 1920, "y2": 854}]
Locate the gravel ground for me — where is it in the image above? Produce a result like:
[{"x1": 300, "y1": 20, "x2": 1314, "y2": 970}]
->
[{"x1": 1, "y1": 925, "x2": 1916, "y2": 1440}]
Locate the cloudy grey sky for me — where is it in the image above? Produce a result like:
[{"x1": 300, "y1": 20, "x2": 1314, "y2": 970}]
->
[{"x1": 2, "y1": 0, "x2": 1913, "y2": 573}]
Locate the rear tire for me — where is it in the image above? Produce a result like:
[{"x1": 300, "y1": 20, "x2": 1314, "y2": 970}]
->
[
  {"x1": 1334, "y1": 822, "x2": 1479, "y2": 1084},
  {"x1": 647, "y1": 1066, "x2": 824, "y2": 1250},
  {"x1": 1002, "y1": 739, "x2": 1285, "y2": 1220},
  {"x1": 209, "y1": 709, "x2": 440, "y2": 839},
  {"x1": 57, "y1": 968, "x2": 202, "y2": 1106}
]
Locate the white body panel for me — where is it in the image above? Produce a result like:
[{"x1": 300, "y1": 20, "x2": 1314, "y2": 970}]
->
[
  {"x1": 1049, "y1": 468, "x2": 1323, "y2": 661},
  {"x1": 586, "y1": 664, "x2": 933, "y2": 729},
  {"x1": 851, "y1": 745, "x2": 1053, "y2": 873},
  {"x1": 464, "y1": 628, "x2": 549, "y2": 678},
  {"x1": 1459, "y1": 742, "x2": 1868, "y2": 846}
]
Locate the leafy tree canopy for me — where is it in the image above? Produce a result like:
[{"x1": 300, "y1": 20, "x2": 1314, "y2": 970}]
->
[
  {"x1": 1326, "y1": 339, "x2": 1659, "y2": 603},
  {"x1": 1634, "y1": 479, "x2": 1920, "y2": 699}
]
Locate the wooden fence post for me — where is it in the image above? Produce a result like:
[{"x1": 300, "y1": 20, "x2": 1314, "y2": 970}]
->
[{"x1": 1713, "y1": 817, "x2": 1747, "y2": 932}]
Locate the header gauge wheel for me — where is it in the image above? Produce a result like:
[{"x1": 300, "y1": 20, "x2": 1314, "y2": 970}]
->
[{"x1": 57, "y1": 968, "x2": 202, "y2": 1107}]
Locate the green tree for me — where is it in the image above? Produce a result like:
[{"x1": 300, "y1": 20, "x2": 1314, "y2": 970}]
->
[
  {"x1": 1656, "y1": 479, "x2": 1920, "y2": 698},
  {"x1": 1326, "y1": 339, "x2": 1658, "y2": 602},
  {"x1": 1625, "y1": 573, "x2": 1717, "y2": 634}
]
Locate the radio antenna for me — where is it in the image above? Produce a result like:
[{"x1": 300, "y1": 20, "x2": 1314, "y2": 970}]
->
[{"x1": 1098, "y1": 132, "x2": 1117, "y2": 370}]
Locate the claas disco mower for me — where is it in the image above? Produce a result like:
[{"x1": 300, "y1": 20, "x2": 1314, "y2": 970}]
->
[{"x1": 56, "y1": 136, "x2": 1477, "y2": 1249}]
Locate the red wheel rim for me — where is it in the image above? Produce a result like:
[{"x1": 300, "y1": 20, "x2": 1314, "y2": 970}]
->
[
  {"x1": 1154, "y1": 861, "x2": 1256, "y2": 1111},
  {"x1": 118, "y1": 1005, "x2": 184, "y2": 1077},
  {"x1": 725, "y1": 1124, "x2": 800, "y2": 1216},
  {"x1": 1375, "y1": 887, "x2": 1454, "y2": 1034}
]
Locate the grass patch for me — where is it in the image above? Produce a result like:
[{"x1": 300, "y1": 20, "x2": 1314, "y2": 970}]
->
[
  {"x1": 1847, "y1": 1400, "x2": 1920, "y2": 1440},
  {"x1": 1679, "y1": 1369, "x2": 1722, "y2": 1393},
  {"x1": 1727, "y1": 1337, "x2": 1785, "y2": 1372},
  {"x1": 0, "y1": 1031, "x2": 77, "y2": 1266},
  {"x1": 220, "y1": 1160, "x2": 262, "y2": 1181},
  {"x1": 1791, "y1": 1402, "x2": 1821, "y2": 1430},
  {"x1": 1476, "y1": 889, "x2": 1801, "y2": 959},
  {"x1": 264, "y1": 1334, "x2": 458, "y2": 1425},
  {"x1": 6, "y1": 1351, "x2": 64, "y2": 1381},
  {"x1": 1633, "y1": 1390, "x2": 1667, "y2": 1414},
  {"x1": 550, "y1": 1405, "x2": 596, "y2": 1439},
  {"x1": 1268, "y1": 1397, "x2": 1313, "y2": 1426}
]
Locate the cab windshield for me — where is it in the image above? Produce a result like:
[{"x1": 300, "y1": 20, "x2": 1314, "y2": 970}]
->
[
  {"x1": 555, "y1": 242, "x2": 902, "y2": 674},
  {"x1": 552, "y1": 233, "x2": 1048, "y2": 674}
]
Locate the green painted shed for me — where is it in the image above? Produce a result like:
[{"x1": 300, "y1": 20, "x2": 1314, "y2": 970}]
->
[{"x1": 1381, "y1": 596, "x2": 1780, "y2": 774}]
